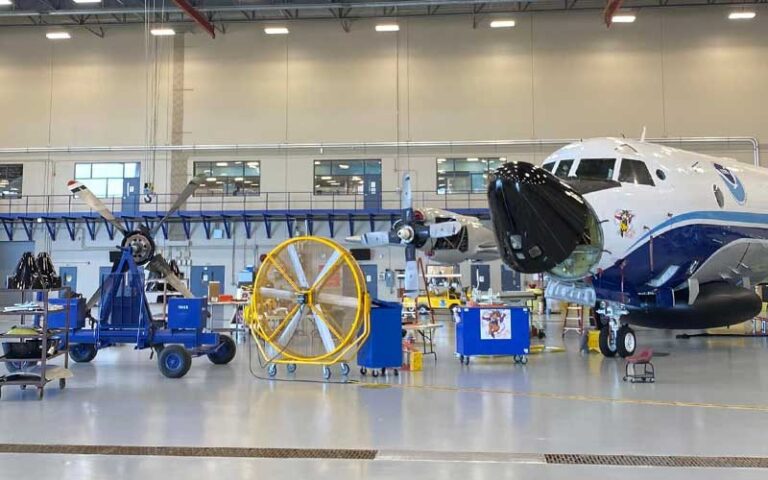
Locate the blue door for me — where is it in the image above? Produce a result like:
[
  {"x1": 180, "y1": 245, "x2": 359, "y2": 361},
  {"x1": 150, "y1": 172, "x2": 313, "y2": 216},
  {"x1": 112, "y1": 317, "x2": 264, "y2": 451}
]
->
[
  {"x1": 122, "y1": 177, "x2": 140, "y2": 216},
  {"x1": 190, "y1": 265, "x2": 226, "y2": 298},
  {"x1": 363, "y1": 175, "x2": 382, "y2": 211},
  {"x1": 60, "y1": 266, "x2": 78, "y2": 293},
  {"x1": 470, "y1": 264, "x2": 491, "y2": 291},
  {"x1": 359, "y1": 264, "x2": 378, "y2": 300},
  {"x1": 500, "y1": 265, "x2": 522, "y2": 291}
]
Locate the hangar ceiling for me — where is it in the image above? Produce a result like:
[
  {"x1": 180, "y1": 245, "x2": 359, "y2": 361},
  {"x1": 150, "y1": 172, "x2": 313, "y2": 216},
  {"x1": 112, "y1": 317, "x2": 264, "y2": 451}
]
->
[{"x1": 0, "y1": 0, "x2": 763, "y2": 33}]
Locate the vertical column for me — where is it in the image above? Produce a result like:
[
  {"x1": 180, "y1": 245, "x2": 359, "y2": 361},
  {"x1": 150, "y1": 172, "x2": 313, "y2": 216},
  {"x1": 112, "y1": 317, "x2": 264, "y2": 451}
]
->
[{"x1": 169, "y1": 34, "x2": 189, "y2": 241}]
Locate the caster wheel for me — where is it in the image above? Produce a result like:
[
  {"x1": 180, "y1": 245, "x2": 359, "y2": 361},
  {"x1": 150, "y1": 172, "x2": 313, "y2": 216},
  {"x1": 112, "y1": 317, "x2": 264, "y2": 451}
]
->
[
  {"x1": 340, "y1": 363, "x2": 350, "y2": 376},
  {"x1": 520, "y1": 355, "x2": 528, "y2": 365},
  {"x1": 323, "y1": 366, "x2": 332, "y2": 380},
  {"x1": 59, "y1": 379, "x2": 66, "y2": 389},
  {"x1": 380, "y1": 368, "x2": 386, "y2": 376},
  {"x1": 267, "y1": 364, "x2": 278, "y2": 377},
  {"x1": 393, "y1": 369, "x2": 399, "y2": 376},
  {"x1": 359, "y1": 367, "x2": 367, "y2": 375},
  {"x1": 463, "y1": 356, "x2": 470, "y2": 365},
  {"x1": 459, "y1": 355, "x2": 465, "y2": 364},
  {"x1": 371, "y1": 370, "x2": 379, "y2": 378},
  {"x1": 513, "y1": 355, "x2": 520, "y2": 363},
  {"x1": 286, "y1": 363, "x2": 297, "y2": 374}
]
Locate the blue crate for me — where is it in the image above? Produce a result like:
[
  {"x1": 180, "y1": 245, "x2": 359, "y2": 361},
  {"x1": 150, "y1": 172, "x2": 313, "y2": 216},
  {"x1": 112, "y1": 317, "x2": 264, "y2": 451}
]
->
[
  {"x1": 357, "y1": 300, "x2": 402, "y2": 370},
  {"x1": 456, "y1": 306, "x2": 530, "y2": 357},
  {"x1": 168, "y1": 297, "x2": 208, "y2": 330},
  {"x1": 48, "y1": 297, "x2": 86, "y2": 329}
]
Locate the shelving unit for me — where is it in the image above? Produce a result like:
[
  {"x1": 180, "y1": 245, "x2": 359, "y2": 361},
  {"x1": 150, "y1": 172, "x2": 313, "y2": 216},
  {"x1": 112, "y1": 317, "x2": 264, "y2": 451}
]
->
[{"x1": 0, "y1": 287, "x2": 71, "y2": 400}]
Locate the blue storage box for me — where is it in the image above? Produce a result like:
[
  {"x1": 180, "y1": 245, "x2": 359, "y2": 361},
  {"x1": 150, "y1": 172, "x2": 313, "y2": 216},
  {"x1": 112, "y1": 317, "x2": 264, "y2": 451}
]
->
[
  {"x1": 168, "y1": 297, "x2": 208, "y2": 330},
  {"x1": 456, "y1": 306, "x2": 530, "y2": 358},
  {"x1": 357, "y1": 300, "x2": 402, "y2": 371},
  {"x1": 48, "y1": 297, "x2": 86, "y2": 329}
]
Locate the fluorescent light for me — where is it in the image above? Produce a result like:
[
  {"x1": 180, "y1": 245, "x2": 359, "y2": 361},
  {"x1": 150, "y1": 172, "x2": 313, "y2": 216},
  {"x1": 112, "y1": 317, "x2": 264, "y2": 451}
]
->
[
  {"x1": 490, "y1": 20, "x2": 516, "y2": 28},
  {"x1": 46, "y1": 32, "x2": 71, "y2": 40},
  {"x1": 216, "y1": 162, "x2": 228, "y2": 166},
  {"x1": 206, "y1": 177, "x2": 217, "y2": 181},
  {"x1": 72, "y1": 0, "x2": 101, "y2": 3},
  {"x1": 611, "y1": 14, "x2": 636, "y2": 23},
  {"x1": 375, "y1": 24, "x2": 400, "y2": 32},
  {"x1": 321, "y1": 176, "x2": 332, "y2": 180},
  {"x1": 0, "y1": 0, "x2": 13, "y2": 5},
  {"x1": 338, "y1": 164, "x2": 349, "y2": 169},
  {"x1": 234, "y1": 177, "x2": 244, "y2": 181},
  {"x1": 729, "y1": 11, "x2": 756, "y2": 20},
  {"x1": 467, "y1": 158, "x2": 479, "y2": 162},
  {"x1": 265, "y1": 27, "x2": 289, "y2": 35},
  {"x1": 150, "y1": 28, "x2": 175, "y2": 36}
]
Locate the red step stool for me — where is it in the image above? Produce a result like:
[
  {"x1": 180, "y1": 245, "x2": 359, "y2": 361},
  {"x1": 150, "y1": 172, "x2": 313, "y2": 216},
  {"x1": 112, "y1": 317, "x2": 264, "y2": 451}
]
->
[{"x1": 623, "y1": 348, "x2": 655, "y2": 383}]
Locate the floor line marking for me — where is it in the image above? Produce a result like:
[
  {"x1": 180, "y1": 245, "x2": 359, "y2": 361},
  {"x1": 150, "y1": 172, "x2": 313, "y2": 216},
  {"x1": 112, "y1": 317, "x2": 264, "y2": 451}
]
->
[{"x1": 359, "y1": 382, "x2": 768, "y2": 412}]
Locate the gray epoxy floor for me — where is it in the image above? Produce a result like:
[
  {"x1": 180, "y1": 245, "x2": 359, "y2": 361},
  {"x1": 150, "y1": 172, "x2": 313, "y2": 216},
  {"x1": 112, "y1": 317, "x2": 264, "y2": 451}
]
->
[{"x1": 1, "y1": 315, "x2": 767, "y2": 478}]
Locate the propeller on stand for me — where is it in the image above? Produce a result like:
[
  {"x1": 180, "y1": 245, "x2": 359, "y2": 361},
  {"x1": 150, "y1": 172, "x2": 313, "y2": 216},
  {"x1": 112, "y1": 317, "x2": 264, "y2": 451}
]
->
[
  {"x1": 354, "y1": 173, "x2": 461, "y2": 297},
  {"x1": 68, "y1": 176, "x2": 204, "y2": 309}
]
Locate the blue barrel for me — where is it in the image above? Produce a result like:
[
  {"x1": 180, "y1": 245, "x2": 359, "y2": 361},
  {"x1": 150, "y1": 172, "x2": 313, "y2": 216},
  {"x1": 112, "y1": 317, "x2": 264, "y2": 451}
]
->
[{"x1": 357, "y1": 300, "x2": 402, "y2": 370}]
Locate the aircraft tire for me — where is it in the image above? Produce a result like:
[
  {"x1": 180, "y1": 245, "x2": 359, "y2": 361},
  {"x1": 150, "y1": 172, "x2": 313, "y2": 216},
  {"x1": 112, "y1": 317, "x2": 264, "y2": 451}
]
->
[
  {"x1": 616, "y1": 325, "x2": 637, "y2": 358},
  {"x1": 598, "y1": 326, "x2": 617, "y2": 358}
]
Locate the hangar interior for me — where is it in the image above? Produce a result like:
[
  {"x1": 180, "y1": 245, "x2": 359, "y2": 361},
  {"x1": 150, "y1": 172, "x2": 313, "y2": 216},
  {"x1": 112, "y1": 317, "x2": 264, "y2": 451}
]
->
[{"x1": 0, "y1": 0, "x2": 766, "y2": 478}]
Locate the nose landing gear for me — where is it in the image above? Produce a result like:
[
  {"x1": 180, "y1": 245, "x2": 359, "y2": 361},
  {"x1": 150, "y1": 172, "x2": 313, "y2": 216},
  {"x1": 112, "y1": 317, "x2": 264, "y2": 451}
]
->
[{"x1": 597, "y1": 303, "x2": 637, "y2": 358}]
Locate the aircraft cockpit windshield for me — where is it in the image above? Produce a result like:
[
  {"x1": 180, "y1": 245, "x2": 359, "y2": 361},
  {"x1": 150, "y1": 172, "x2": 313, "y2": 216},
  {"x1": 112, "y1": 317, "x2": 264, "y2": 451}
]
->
[{"x1": 573, "y1": 158, "x2": 616, "y2": 181}]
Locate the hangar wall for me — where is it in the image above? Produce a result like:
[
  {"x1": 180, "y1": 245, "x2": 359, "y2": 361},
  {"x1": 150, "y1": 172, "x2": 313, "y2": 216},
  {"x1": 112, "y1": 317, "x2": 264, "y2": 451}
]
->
[{"x1": 0, "y1": 6, "x2": 766, "y2": 297}]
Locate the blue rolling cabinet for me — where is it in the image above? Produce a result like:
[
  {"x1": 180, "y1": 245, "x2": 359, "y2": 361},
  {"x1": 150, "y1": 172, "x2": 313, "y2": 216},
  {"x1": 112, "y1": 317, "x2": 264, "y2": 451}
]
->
[
  {"x1": 456, "y1": 306, "x2": 530, "y2": 365},
  {"x1": 357, "y1": 300, "x2": 401, "y2": 377}
]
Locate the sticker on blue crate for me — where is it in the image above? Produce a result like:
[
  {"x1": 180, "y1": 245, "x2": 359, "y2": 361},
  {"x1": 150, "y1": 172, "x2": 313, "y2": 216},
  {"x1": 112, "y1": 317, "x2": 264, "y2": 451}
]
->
[{"x1": 480, "y1": 308, "x2": 510, "y2": 340}]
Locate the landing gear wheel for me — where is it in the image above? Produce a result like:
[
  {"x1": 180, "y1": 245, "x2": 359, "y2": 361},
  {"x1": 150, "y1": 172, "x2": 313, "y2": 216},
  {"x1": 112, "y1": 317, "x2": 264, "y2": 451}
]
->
[
  {"x1": 598, "y1": 326, "x2": 617, "y2": 358},
  {"x1": 286, "y1": 363, "x2": 297, "y2": 374},
  {"x1": 267, "y1": 364, "x2": 278, "y2": 377},
  {"x1": 616, "y1": 325, "x2": 637, "y2": 358},
  {"x1": 158, "y1": 345, "x2": 192, "y2": 379},
  {"x1": 340, "y1": 363, "x2": 350, "y2": 376},
  {"x1": 69, "y1": 344, "x2": 98, "y2": 363},
  {"x1": 359, "y1": 366, "x2": 367, "y2": 376},
  {"x1": 121, "y1": 230, "x2": 156, "y2": 266},
  {"x1": 206, "y1": 335, "x2": 237, "y2": 365},
  {"x1": 323, "y1": 366, "x2": 332, "y2": 380}
]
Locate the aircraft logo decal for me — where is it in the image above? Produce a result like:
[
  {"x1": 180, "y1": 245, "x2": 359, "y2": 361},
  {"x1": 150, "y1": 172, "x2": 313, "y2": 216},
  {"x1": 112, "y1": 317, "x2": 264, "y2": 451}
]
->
[
  {"x1": 713, "y1": 163, "x2": 746, "y2": 205},
  {"x1": 614, "y1": 209, "x2": 635, "y2": 238}
]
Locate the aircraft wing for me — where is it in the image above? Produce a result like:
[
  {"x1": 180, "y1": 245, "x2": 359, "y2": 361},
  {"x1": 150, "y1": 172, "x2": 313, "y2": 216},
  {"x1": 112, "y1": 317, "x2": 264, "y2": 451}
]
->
[{"x1": 685, "y1": 238, "x2": 768, "y2": 290}]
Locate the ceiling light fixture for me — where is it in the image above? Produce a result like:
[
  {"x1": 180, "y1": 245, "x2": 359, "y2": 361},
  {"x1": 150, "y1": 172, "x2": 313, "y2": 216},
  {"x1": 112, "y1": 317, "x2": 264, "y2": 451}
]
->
[
  {"x1": 375, "y1": 24, "x2": 400, "y2": 32},
  {"x1": 728, "y1": 11, "x2": 756, "y2": 20},
  {"x1": 0, "y1": 0, "x2": 13, "y2": 5},
  {"x1": 46, "y1": 32, "x2": 71, "y2": 40},
  {"x1": 490, "y1": 20, "x2": 516, "y2": 28},
  {"x1": 72, "y1": 0, "x2": 101, "y2": 3},
  {"x1": 265, "y1": 27, "x2": 289, "y2": 35},
  {"x1": 150, "y1": 28, "x2": 175, "y2": 36},
  {"x1": 611, "y1": 13, "x2": 636, "y2": 23}
]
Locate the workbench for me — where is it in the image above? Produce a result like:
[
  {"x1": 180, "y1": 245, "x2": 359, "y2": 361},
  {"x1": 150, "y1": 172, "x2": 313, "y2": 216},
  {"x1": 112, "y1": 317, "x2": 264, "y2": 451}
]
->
[{"x1": 402, "y1": 322, "x2": 443, "y2": 362}]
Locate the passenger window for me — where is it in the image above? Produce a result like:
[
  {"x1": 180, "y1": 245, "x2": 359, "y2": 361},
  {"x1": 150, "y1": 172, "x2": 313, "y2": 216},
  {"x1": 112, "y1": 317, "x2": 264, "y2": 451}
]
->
[
  {"x1": 619, "y1": 159, "x2": 655, "y2": 186},
  {"x1": 554, "y1": 160, "x2": 573, "y2": 178},
  {"x1": 541, "y1": 162, "x2": 555, "y2": 173},
  {"x1": 574, "y1": 158, "x2": 616, "y2": 181}
]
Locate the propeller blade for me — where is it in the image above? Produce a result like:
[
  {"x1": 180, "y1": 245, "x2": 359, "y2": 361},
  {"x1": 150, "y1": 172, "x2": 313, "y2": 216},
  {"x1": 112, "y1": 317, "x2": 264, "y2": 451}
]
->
[
  {"x1": 68, "y1": 180, "x2": 127, "y2": 236},
  {"x1": 429, "y1": 221, "x2": 462, "y2": 239},
  {"x1": 360, "y1": 231, "x2": 392, "y2": 246},
  {"x1": 345, "y1": 235, "x2": 363, "y2": 244},
  {"x1": 147, "y1": 254, "x2": 193, "y2": 298},
  {"x1": 401, "y1": 173, "x2": 412, "y2": 212},
  {"x1": 151, "y1": 175, "x2": 205, "y2": 236},
  {"x1": 404, "y1": 244, "x2": 418, "y2": 293}
]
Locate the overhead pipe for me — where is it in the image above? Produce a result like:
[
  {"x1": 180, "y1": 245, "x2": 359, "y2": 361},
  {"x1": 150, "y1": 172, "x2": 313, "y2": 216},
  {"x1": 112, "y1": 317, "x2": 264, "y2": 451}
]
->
[
  {"x1": 169, "y1": 0, "x2": 216, "y2": 38},
  {"x1": 0, "y1": 137, "x2": 759, "y2": 165}
]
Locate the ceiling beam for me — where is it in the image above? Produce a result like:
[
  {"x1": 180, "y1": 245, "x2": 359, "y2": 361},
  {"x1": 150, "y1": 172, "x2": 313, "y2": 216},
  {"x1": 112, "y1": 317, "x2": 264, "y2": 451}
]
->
[{"x1": 170, "y1": 0, "x2": 216, "y2": 37}]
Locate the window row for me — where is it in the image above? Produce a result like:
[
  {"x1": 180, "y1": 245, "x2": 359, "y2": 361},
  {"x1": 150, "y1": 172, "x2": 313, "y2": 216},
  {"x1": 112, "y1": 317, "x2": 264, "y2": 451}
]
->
[{"x1": 541, "y1": 158, "x2": 659, "y2": 186}]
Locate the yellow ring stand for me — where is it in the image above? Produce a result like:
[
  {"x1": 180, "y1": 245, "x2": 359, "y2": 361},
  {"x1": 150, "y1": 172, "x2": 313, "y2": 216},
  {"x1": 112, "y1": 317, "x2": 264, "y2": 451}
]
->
[{"x1": 244, "y1": 236, "x2": 370, "y2": 370}]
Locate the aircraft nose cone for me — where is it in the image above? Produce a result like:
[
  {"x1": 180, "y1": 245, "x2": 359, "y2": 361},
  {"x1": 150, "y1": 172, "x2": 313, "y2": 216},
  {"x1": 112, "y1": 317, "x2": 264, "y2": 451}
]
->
[{"x1": 487, "y1": 161, "x2": 592, "y2": 273}]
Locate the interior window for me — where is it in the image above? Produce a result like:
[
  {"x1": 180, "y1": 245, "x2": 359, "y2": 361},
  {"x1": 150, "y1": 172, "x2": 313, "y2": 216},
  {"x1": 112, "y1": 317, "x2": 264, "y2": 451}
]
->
[
  {"x1": 619, "y1": 159, "x2": 655, "y2": 186},
  {"x1": 574, "y1": 158, "x2": 616, "y2": 181},
  {"x1": 541, "y1": 162, "x2": 555, "y2": 173},
  {"x1": 554, "y1": 160, "x2": 573, "y2": 178}
]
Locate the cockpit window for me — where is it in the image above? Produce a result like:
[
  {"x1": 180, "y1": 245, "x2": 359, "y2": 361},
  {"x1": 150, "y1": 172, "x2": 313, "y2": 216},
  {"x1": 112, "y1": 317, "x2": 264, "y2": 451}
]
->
[
  {"x1": 541, "y1": 162, "x2": 555, "y2": 173},
  {"x1": 619, "y1": 159, "x2": 655, "y2": 186},
  {"x1": 574, "y1": 158, "x2": 616, "y2": 181},
  {"x1": 554, "y1": 160, "x2": 573, "y2": 178}
]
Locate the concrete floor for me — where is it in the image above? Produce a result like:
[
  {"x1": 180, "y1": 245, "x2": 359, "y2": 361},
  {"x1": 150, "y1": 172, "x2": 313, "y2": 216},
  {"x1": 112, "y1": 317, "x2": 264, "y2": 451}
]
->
[{"x1": 1, "y1": 315, "x2": 767, "y2": 478}]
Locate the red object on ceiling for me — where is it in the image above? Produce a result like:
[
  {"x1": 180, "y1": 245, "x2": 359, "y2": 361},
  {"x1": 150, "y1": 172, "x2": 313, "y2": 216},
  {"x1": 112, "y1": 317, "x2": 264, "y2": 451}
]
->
[
  {"x1": 602, "y1": 0, "x2": 625, "y2": 28},
  {"x1": 171, "y1": 0, "x2": 216, "y2": 38}
]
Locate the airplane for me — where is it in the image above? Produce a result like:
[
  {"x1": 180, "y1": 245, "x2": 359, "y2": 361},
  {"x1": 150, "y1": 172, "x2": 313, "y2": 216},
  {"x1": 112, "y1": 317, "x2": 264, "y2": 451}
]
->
[{"x1": 488, "y1": 137, "x2": 766, "y2": 357}]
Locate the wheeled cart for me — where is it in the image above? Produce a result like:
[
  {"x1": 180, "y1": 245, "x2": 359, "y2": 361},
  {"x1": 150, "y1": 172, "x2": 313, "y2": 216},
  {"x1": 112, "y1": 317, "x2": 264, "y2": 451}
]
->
[
  {"x1": 357, "y1": 300, "x2": 402, "y2": 377},
  {"x1": 455, "y1": 306, "x2": 530, "y2": 365}
]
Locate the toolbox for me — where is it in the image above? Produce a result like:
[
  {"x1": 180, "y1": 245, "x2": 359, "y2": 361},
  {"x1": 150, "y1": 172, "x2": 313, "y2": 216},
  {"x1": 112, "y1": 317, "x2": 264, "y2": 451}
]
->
[
  {"x1": 455, "y1": 306, "x2": 530, "y2": 364},
  {"x1": 168, "y1": 297, "x2": 208, "y2": 330}
]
